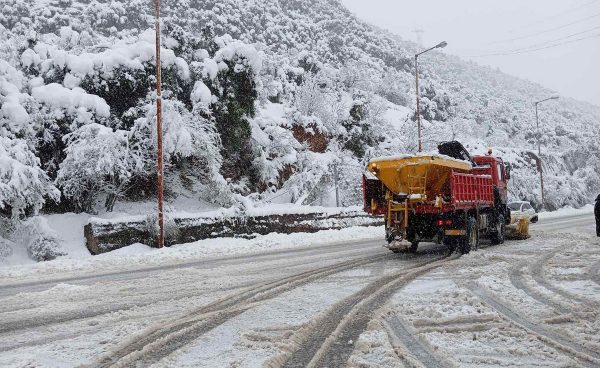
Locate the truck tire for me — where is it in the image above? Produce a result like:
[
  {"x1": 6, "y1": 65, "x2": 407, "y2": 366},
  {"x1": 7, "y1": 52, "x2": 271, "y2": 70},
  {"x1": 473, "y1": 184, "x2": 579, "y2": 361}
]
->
[
  {"x1": 460, "y1": 217, "x2": 478, "y2": 254},
  {"x1": 443, "y1": 237, "x2": 457, "y2": 253},
  {"x1": 490, "y1": 220, "x2": 505, "y2": 245}
]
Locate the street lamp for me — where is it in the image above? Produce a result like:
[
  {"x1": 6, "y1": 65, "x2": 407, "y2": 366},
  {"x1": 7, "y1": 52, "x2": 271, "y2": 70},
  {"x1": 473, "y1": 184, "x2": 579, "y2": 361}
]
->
[
  {"x1": 534, "y1": 95, "x2": 559, "y2": 211},
  {"x1": 415, "y1": 41, "x2": 447, "y2": 152}
]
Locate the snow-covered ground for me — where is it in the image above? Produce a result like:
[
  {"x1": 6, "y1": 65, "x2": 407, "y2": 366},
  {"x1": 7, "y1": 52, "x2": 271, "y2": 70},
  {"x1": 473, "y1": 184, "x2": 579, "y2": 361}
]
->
[
  {"x1": 538, "y1": 204, "x2": 595, "y2": 220},
  {"x1": 353, "y1": 212, "x2": 599, "y2": 367},
  {"x1": 0, "y1": 201, "x2": 366, "y2": 271},
  {"x1": 0, "y1": 208, "x2": 598, "y2": 367}
]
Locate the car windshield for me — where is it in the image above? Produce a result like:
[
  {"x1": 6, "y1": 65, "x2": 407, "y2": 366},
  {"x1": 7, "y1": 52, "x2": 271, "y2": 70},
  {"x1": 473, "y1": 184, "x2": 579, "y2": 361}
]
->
[{"x1": 508, "y1": 203, "x2": 522, "y2": 211}]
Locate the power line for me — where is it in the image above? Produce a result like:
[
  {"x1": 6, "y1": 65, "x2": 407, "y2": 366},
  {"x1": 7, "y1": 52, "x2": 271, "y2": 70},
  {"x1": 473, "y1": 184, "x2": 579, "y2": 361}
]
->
[
  {"x1": 516, "y1": 0, "x2": 600, "y2": 30},
  {"x1": 469, "y1": 25, "x2": 600, "y2": 57},
  {"x1": 477, "y1": 25, "x2": 600, "y2": 56},
  {"x1": 486, "y1": 11, "x2": 600, "y2": 45},
  {"x1": 470, "y1": 32, "x2": 600, "y2": 57}
]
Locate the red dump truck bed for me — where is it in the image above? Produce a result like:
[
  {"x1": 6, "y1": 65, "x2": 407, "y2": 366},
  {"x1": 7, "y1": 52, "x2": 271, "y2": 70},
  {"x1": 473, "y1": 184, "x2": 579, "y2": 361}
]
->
[
  {"x1": 363, "y1": 171, "x2": 495, "y2": 215},
  {"x1": 450, "y1": 172, "x2": 494, "y2": 208}
]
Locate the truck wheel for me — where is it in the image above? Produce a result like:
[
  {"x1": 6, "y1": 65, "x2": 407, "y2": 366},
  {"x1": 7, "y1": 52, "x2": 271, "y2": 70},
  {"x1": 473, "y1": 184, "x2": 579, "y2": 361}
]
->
[
  {"x1": 490, "y1": 221, "x2": 505, "y2": 245},
  {"x1": 444, "y1": 237, "x2": 457, "y2": 254},
  {"x1": 460, "y1": 218, "x2": 478, "y2": 254}
]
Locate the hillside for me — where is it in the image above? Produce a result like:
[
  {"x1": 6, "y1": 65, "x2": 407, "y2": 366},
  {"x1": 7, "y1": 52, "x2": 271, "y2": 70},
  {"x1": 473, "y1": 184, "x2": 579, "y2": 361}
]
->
[{"x1": 1, "y1": 0, "x2": 599, "y2": 230}]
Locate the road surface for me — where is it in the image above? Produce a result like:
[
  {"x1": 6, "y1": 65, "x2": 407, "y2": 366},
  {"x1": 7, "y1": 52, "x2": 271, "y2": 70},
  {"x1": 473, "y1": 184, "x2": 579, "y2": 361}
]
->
[{"x1": 0, "y1": 213, "x2": 598, "y2": 367}]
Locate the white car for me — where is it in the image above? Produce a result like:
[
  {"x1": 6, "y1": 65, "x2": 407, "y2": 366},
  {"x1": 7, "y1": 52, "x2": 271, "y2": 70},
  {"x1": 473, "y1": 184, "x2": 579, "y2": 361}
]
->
[{"x1": 508, "y1": 201, "x2": 538, "y2": 223}]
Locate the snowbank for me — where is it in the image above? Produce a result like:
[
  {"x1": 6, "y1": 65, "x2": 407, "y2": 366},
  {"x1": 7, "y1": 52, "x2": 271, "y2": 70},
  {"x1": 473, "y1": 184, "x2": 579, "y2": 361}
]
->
[
  {"x1": 538, "y1": 204, "x2": 595, "y2": 220},
  {"x1": 0, "y1": 226, "x2": 382, "y2": 282}
]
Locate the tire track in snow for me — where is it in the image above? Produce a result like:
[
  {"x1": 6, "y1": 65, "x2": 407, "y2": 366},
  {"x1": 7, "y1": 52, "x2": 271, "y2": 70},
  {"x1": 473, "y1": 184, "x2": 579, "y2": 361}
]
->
[
  {"x1": 87, "y1": 252, "x2": 396, "y2": 368},
  {"x1": 383, "y1": 315, "x2": 447, "y2": 368},
  {"x1": 0, "y1": 238, "x2": 384, "y2": 298},
  {"x1": 0, "y1": 246, "x2": 379, "y2": 335},
  {"x1": 588, "y1": 260, "x2": 600, "y2": 285},
  {"x1": 276, "y1": 254, "x2": 455, "y2": 368},
  {"x1": 509, "y1": 260, "x2": 572, "y2": 314},
  {"x1": 0, "y1": 282, "x2": 258, "y2": 352},
  {"x1": 465, "y1": 282, "x2": 600, "y2": 368},
  {"x1": 0, "y1": 248, "x2": 380, "y2": 352},
  {"x1": 530, "y1": 248, "x2": 600, "y2": 310}
]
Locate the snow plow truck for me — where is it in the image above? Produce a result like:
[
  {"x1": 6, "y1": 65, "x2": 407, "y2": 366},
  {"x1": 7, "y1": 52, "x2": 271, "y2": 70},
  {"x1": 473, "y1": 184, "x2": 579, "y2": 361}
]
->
[{"x1": 363, "y1": 141, "x2": 512, "y2": 254}]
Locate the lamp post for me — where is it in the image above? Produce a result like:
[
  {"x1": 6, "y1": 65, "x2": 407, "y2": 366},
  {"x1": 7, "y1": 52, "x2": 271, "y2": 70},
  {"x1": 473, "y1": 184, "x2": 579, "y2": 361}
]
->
[
  {"x1": 415, "y1": 41, "x2": 447, "y2": 152},
  {"x1": 534, "y1": 95, "x2": 559, "y2": 211}
]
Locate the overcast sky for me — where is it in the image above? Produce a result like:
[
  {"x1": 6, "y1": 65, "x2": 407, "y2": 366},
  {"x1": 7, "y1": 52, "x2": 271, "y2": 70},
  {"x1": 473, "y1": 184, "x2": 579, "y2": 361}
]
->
[{"x1": 342, "y1": 0, "x2": 600, "y2": 106}]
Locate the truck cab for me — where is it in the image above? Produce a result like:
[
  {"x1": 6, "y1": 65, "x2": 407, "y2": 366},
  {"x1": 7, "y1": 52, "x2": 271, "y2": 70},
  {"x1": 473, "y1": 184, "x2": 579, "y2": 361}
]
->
[{"x1": 472, "y1": 154, "x2": 509, "y2": 206}]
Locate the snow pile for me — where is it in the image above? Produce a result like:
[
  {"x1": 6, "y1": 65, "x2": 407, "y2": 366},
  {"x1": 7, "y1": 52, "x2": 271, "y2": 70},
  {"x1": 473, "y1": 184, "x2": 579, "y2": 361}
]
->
[
  {"x1": 16, "y1": 217, "x2": 66, "y2": 262},
  {"x1": 537, "y1": 204, "x2": 595, "y2": 219}
]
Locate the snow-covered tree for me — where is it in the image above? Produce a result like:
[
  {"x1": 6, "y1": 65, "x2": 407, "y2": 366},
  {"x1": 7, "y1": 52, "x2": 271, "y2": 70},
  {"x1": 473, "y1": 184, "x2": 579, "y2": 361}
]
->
[
  {"x1": 0, "y1": 136, "x2": 59, "y2": 221},
  {"x1": 56, "y1": 123, "x2": 149, "y2": 212}
]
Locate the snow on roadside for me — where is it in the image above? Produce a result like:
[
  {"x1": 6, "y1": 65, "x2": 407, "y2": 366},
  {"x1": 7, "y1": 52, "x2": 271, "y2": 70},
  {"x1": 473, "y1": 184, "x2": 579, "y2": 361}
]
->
[
  {"x1": 538, "y1": 204, "x2": 594, "y2": 220},
  {"x1": 0, "y1": 201, "x2": 364, "y2": 268},
  {"x1": 0, "y1": 226, "x2": 382, "y2": 283},
  {"x1": 0, "y1": 200, "x2": 592, "y2": 281}
]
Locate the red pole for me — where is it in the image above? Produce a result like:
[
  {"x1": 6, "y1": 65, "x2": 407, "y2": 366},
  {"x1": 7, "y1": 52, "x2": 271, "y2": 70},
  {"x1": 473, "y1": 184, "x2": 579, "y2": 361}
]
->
[
  {"x1": 415, "y1": 55, "x2": 422, "y2": 152},
  {"x1": 154, "y1": 0, "x2": 165, "y2": 248}
]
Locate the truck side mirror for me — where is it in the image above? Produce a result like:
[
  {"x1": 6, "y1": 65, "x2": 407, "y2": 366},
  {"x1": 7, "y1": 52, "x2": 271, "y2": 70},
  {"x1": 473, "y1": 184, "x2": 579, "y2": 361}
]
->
[{"x1": 505, "y1": 164, "x2": 511, "y2": 180}]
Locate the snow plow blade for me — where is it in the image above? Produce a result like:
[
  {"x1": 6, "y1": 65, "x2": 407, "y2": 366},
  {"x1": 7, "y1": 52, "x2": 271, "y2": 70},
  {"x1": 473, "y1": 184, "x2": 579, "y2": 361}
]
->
[{"x1": 506, "y1": 217, "x2": 530, "y2": 240}]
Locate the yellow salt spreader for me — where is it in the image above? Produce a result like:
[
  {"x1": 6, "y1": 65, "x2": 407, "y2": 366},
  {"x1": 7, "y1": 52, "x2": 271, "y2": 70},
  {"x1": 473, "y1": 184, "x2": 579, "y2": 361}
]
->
[{"x1": 363, "y1": 141, "x2": 527, "y2": 254}]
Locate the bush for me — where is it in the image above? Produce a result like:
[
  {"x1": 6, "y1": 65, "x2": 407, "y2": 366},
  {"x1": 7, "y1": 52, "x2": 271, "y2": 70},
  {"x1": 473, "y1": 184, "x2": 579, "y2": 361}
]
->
[{"x1": 16, "y1": 217, "x2": 66, "y2": 262}]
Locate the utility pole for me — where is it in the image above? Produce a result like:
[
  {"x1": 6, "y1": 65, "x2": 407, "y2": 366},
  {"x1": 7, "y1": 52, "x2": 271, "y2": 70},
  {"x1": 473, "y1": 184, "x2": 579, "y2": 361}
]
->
[
  {"x1": 534, "y1": 95, "x2": 559, "y2": 211},
  {"x1": 535, "y1": 103, "x2": 544, "y2": 210},
  {"x1": 412, "y1": 29, "x2": 424, "y2": 46},
  {"x1": 154, "y1": 0, "x2": 165, "y2": 248},
  {"x1": 414, "y1": 41, "x2": 447, "y2": 152},
  {"x1": 333, "y1": 163, "x2": 340, "y2": 207},
  {"x1": 415, "y1": 54, "x2": 421, "y2": 152}
]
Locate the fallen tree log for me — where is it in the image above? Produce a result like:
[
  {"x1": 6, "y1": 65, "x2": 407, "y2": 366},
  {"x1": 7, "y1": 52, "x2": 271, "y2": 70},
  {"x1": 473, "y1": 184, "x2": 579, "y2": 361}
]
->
[{"x1": 84, "y1": 210, "x2": 383, "y2": 255}]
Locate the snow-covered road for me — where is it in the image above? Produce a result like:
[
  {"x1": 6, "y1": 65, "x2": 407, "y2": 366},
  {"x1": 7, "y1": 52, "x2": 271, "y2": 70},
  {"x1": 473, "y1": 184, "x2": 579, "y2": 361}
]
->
[{"x1": 0, "y1": 212, "x2": 598, "y2": 367}]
